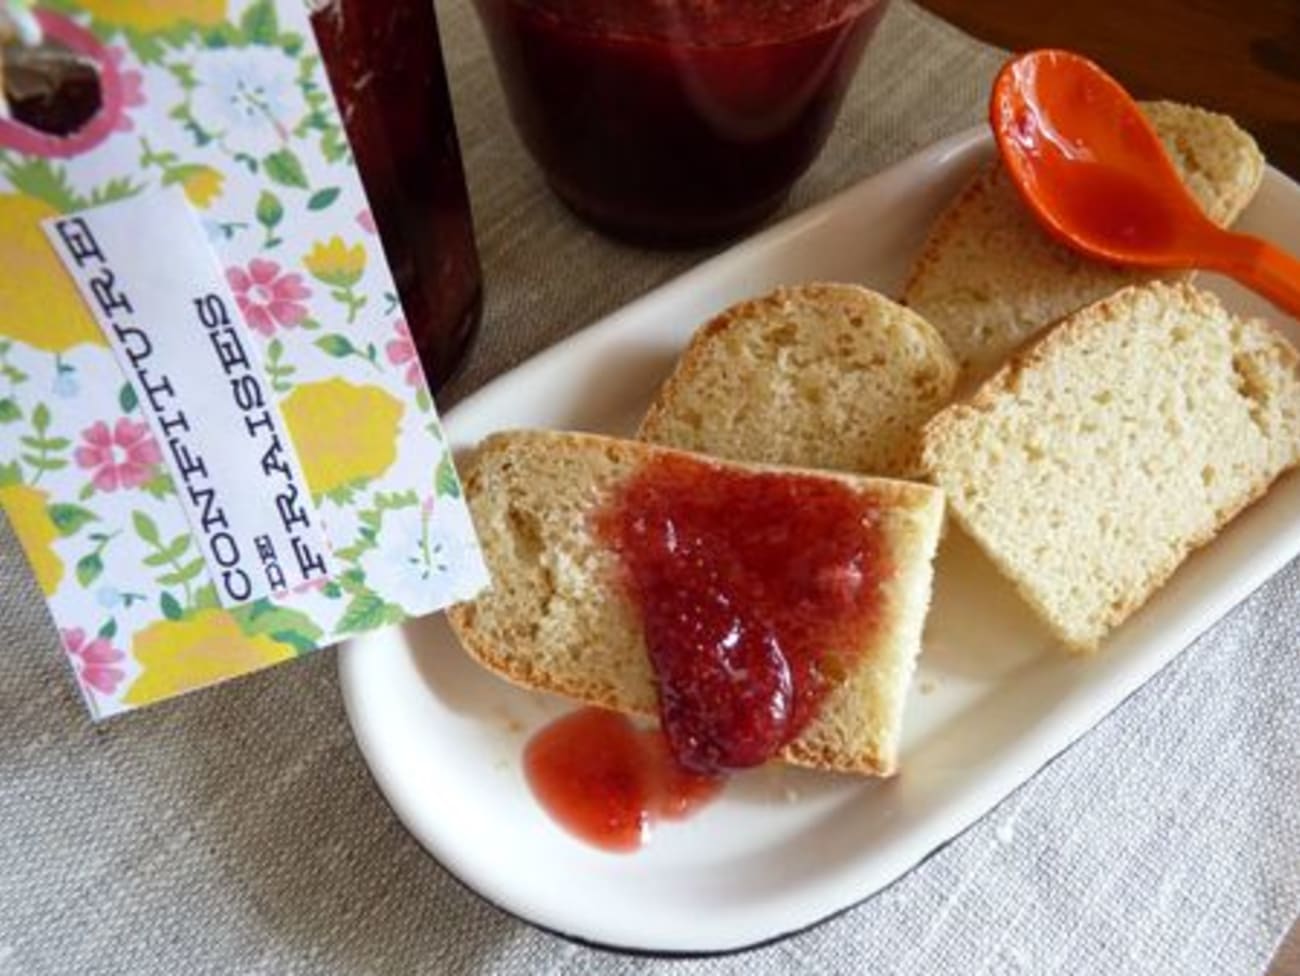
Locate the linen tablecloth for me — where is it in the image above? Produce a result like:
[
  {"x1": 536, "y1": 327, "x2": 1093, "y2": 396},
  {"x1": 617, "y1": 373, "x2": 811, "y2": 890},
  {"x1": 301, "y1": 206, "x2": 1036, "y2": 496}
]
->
[{"x1": 2, "y1": 3, "x2": 1298, "y2": 973}]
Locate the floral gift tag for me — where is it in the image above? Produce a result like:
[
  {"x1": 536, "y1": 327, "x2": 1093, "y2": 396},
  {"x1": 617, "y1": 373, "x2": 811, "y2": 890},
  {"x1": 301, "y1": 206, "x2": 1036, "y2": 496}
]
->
[{"x1": 0, "y1": 0, "x2": 488, "y2": 717}]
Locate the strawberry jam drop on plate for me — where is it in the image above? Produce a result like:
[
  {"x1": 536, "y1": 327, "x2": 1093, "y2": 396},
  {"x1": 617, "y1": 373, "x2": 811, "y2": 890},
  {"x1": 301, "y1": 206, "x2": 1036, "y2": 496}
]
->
[
  {"x1": 597, "y1": 454, "x2": 889, "y2": 774},
  {"x1": 524, "y1": 708, "x2": 722, "y2": 853}
]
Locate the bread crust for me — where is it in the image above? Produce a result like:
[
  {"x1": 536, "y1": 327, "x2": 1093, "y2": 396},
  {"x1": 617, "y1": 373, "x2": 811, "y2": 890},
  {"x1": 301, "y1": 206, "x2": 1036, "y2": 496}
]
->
[
  {"x1": 921, "y1": 281, "x2": 1300, "y2": 651},
  {"x1": 639, "y1": 283, "x2": 959, "y2": 479},
  {"x1": 448, "y1": 430, "x2": 946, "y2": 776}
]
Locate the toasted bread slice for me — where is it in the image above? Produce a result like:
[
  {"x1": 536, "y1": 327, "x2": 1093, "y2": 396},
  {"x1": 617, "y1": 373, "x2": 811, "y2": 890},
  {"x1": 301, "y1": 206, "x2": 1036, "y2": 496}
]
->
[
  {"x1": 638, "y1": 284, "x2": 958, "y2": 478},
  {"x1": 921, "y1": 282, "x2": 1300, "y2": 652},
  {"x1": 447, "y1": 430, "x2": 946, "y2": 776},
  {"x1": 903, "y1": 101, "x2": 1265, "y2": 378}
]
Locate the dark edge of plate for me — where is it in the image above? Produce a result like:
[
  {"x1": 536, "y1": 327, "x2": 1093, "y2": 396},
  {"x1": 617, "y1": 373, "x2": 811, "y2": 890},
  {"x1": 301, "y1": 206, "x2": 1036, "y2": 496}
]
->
[
  {"x1": 335, "y1": 143, "x2": 1297, "y2": 958},
  {"x1": 342, "y1": 565, "x2": 1264, "y2": 962},
  {"x1": 340, "y1": 723, "x2": 1015, "y2": 959}
]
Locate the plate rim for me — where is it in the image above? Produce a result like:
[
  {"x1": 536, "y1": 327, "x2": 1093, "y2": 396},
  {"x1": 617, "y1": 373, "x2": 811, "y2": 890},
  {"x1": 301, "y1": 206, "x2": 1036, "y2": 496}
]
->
[{"x1": 338, "y1": 123, "x2": 1300, "y2": 955}]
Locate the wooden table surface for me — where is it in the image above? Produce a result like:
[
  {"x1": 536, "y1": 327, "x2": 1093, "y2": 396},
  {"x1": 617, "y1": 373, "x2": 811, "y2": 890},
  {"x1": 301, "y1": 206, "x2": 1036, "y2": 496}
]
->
[
  {"x1": 916, "y1": 0, "x2": 1300, "y2": 178},
  {"x1": 912, "y1": 7, "x2": 1300, "y2": 971}
]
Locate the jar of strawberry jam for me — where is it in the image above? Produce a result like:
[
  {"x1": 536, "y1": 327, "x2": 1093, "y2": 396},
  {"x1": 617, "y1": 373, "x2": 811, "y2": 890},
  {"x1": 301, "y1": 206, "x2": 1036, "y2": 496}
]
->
[
  {"x1": 473, "y1": 0, "x2": 889, "y2": 245},
  {"x1": 311, "y1": 0, "x2": 482, "y2": 390}
]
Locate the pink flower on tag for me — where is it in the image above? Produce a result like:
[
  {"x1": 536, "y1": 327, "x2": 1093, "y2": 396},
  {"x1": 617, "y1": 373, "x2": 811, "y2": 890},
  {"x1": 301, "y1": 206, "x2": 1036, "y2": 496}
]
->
[
  {"x1": 226, "y1": 259, "x2": 311, "y2": 336},
  {"x1": 106, "y1": 48, "x2": 145, "y2": 133},
  {"x1": 62, "y1": 627, "x2": 126, "y2": 696},
  {"x1": 357, "y1": 209, "x2": 378, "y2": 235},
  {"x1": 385, "y1": 320, "x2": 423, "y2": 387},
  {"x1": 75, "y1": 418, "x2": 162, "y2": 492}
]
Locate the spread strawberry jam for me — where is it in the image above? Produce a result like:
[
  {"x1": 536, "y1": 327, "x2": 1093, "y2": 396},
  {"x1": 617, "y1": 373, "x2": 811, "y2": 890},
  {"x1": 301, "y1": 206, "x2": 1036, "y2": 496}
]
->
[
  {"x1": 524, "y1": 707, "x2": 722, "y2": 852},
  {"x1": 596, "y1": 454, "x2": 889, "y2": 774}
]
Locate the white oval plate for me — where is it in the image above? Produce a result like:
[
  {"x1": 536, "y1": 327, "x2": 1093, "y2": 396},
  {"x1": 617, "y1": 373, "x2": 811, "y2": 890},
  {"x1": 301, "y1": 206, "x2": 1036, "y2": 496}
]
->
[{"x1": 339, "y1": 127, "x2": 1300, "y2": 954}]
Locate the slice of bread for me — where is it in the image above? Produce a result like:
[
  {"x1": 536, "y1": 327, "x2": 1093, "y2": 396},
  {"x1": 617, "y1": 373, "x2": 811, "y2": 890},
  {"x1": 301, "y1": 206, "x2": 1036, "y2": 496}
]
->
[
  {"x1": 447, "y1": 430, "x2": 946, "y2": 776},
  {"x1": 921, "y1": 281, "x2": 1300, "y2": 652},
  {"x1": 637, "y1": 284, "x2": 958, "y2": 478},
  {"x1": 903, "y1": 101, "x2": 1265, "y2": 378}
]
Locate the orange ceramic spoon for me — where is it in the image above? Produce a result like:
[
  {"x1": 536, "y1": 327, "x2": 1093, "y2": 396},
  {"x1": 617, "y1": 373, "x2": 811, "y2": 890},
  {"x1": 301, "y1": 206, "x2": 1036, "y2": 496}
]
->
[{"x1": 990, "y1": 49, "x2": 1300, "y2": 318}]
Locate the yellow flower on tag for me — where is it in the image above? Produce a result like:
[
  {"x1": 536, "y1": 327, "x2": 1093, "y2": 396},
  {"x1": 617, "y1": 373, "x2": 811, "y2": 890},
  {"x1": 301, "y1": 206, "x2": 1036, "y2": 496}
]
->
[
  {"x1": 0, "y1": 195, "x2": 107, "y2": 354},
  {"x1": 77, "y1": 0, "x2": 228, "y2": 31},
  {"x1": 281, "y1": 379, "x2": 404, "y2": 496},
  {"x1": 0, "y1": 484, "x2": 64, "y2": 596},
  {"x1": 123, "y1": 609, "x2": 294, "y2": 706},
  {"x1": 303, "y1": 236, "x2": 367, "y2": 288},
  {"x1": 176, "y1": 165, "x2": 224, "y2": 209}
]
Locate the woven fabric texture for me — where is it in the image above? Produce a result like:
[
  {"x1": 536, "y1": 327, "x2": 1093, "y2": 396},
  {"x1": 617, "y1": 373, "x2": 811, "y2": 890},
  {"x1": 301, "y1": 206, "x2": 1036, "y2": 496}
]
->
[{"x1": 1, "y1": 3, "x2": 1297, "y2": 973}]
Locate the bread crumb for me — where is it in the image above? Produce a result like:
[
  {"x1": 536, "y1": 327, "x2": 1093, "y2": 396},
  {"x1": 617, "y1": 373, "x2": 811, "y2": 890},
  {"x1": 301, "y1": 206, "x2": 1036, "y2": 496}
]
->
[
  {"x1": 922, "y1": 281, "x2": 1300, "y2": 650},
  {"x1": 639, "y1": 283, "x2": 958, "y2": 479},
  {"x1": 996, "y1": 818, "x2": 1016, "y2": 846},
  {"x1": 492, "y1": 706, "x2": 525, "y2": 735},
  {"x1": 449, "y1": 429, "x2": 947, "y2": 776}
]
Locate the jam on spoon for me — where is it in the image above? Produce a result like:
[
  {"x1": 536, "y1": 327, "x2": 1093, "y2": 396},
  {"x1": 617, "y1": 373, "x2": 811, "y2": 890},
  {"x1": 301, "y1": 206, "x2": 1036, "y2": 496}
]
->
[{"x1": 990, "y1": 48, "x2": 1300, "y2": 317}]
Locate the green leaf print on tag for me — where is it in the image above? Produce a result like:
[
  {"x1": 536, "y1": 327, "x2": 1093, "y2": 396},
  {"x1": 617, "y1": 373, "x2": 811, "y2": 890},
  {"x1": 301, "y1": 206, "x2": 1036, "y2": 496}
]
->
[
  {"x1": 76, "y1": 553, "x2": 103, "y2": 587},
  {"x1": 141, "y1": 471, "x2": 176, "y2": 499},
  {"x1": 435, "y1": 454, "x2": 461, "y2": 499},
  {"x1": 256, "y1": 190, "x2": 284, "y2": 247},
  {"x1": 88, "y1": 177, "x2": 144, "y2": 207},
  {"x1": 21, "y1": 403, "x2": 69, "y2": 480},
  {"x1": 230, "y1": 599, "x2": 323, "y2": 656},
  {"x1": 47, "y1": 503, "x2": 98, "y2": 537},
  {"x1": 307, "y1": 187, "x2": 340, "y2": 211},
  {"x1": 192, "y1": 584, "x2": 221, "y2": 610},
  {"x1": 158, "y1": 558, "x2": 206, "y2": 587},
  {"x1": 264, "y1": 149, "x2": 309, "y2": 189},
  {"x1": 239, "y1": 0, "x2": 279, "y2": 46},
  {"x1": 132, "y1": 510, "x2": 161, "y2": 546},
  {"x1": 1, "y1": 158, "x2": 81, "y2": 213},
  {"x1": 160, "y1": 592, "x2": 184, "y2": 621},
  {"x1": 315, "y1": 334, "x2": 355, "y2": 358},
  {"x1": 74, "y1": 530, "x2": 118, "y2": 587},
  {"x1": 337, "y1": 591, "x2": 406, "y2": 635},
  {"x1": 264, "y1": 339, "x2": 296, "y2": 394},
  {"x1": 144, "y1": 531, "x2": 189, "y2": 564}
]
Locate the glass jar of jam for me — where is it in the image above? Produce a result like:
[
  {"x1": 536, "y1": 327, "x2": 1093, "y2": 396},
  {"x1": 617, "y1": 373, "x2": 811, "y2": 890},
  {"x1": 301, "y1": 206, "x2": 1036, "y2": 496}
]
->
[
  {"x1": 311, "y1": 0, "x2": 482, "y2": 390},
  {"x1": 473, "y1": 0, "x2": 889, "y2": 246}
]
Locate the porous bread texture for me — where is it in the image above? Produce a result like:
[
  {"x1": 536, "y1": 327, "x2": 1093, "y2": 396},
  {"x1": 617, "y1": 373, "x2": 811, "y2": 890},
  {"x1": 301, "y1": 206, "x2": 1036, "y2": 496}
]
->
[
  {"x1": 638, "y1": 283, "x2": 958, "y2": 478},
  {"x1": 903, "y1": 100, "x2": 1265, "y2": 379},
  {"x1": 447, "y1": 430, "x2": 946, "y2": 776},
  {"x1": 921, "y1": 281, "x2": 1300, "y2": 652}
]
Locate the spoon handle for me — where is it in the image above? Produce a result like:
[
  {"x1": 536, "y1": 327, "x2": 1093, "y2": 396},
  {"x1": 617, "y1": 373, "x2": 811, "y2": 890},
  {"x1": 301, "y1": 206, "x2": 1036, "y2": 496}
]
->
[{"x1": 1217, "y1": 233, "x2": 1300, "y2": 320}]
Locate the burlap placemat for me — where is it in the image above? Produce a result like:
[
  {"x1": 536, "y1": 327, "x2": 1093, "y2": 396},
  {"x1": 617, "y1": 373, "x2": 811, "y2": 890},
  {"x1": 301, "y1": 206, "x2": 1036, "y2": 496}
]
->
[{"x1": 2, "y1": 3, "x2": 1297, "y2": 973}]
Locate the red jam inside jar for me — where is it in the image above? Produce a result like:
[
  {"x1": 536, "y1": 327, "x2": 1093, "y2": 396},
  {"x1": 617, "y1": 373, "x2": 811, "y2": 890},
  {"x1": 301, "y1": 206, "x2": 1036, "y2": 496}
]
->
[
  {"x1": 473, "y1": 0, "x2": 889, "y2": 245},
  {"x1": 524, "y1": 707, "x2": 722, "y2": 852},
  {"x1": 597, "y1": 454, "x2": 890, "y2": 774},
  {"x1": 311, "y1": 0, "x2": 482, "y2": 390}
]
